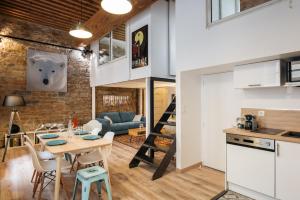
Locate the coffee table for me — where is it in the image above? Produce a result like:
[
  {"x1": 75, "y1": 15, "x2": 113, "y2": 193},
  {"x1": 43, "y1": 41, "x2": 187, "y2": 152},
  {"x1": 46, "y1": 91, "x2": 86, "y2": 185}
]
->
[{"x1": 128, "y1": 127, "x2": 146, "y2": 142}]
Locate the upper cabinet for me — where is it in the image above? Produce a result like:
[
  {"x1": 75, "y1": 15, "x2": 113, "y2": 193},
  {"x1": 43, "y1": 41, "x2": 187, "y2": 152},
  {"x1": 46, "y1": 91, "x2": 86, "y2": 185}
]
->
[{"x1": 233, "y1": 60, "x2": 286, "y2": 89}]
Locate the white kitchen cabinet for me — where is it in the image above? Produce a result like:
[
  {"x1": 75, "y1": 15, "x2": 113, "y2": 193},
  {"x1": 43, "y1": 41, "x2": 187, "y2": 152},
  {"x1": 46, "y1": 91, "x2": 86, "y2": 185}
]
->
[
  {"x1": 233, "y1": 60, "x2": 283, "y2": 89},
  {"x1": 227, "y1": 144, "x2": 275, "y2": 197},
  {"x1": 276, "y1": 141, "x2": 300, "y2": 200}
]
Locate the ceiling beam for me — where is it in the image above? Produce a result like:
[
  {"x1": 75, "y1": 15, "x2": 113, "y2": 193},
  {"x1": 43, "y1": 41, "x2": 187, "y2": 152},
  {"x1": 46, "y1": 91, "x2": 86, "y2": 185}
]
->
[
  {"x1": 0, "y1": 11, "x2": 68, "y2": 31},
  {"x1": 0, "y1": 1, "x2": 90, "y2": 23},
  {"x1": 77, "y1": 0, "x2": 158, "y2": 46}
]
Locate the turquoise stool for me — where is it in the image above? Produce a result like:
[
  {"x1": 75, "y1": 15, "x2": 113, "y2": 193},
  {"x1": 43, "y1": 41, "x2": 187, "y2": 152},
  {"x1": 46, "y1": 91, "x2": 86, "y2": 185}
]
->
[{"x1": 72, "y1": 166, "x2": 112, "y2": 200}]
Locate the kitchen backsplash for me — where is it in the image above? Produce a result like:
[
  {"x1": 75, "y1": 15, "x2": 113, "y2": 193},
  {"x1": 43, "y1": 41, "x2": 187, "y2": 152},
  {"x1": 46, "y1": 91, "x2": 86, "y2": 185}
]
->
[{"x1": 241, "y1": 108, "x2": 300, "y2": 132}]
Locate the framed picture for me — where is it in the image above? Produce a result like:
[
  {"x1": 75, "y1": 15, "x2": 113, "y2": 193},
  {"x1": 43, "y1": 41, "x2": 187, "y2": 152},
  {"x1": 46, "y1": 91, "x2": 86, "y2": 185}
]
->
[
  {"x1": 132, "y1": 25, "x2": 148, "y2": 69},
  {"x1": 103, "y1": 95, "x2": 130, "y2": 107},
  {"x1": 27, "y1": 49, "x2": 67, "y2": 92}
]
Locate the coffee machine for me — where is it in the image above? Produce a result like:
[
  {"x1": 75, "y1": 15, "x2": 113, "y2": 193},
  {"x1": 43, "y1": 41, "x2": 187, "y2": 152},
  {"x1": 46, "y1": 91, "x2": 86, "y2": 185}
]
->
[{"x1": 244, "y1": 114, "x2": 258, "y2": 131}]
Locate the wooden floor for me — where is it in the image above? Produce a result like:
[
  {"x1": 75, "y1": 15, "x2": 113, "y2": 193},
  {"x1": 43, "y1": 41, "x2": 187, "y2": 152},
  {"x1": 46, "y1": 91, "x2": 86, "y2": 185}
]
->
[{"x1": 0, "y1": 142, "x2": 225, "y2": 200}]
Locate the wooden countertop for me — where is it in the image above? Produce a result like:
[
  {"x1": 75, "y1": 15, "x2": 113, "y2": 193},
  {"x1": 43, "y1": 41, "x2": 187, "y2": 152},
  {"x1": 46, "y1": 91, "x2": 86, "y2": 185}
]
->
[{"x1": 224, "y1": 127, "x2": 300, "y2": 144}]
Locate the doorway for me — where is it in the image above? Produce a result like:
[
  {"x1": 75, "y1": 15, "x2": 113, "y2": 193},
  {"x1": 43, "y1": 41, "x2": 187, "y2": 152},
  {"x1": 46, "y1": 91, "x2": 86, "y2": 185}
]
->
[{"x1": 201, "y1": 72, "x2": 242, "y2": 171}]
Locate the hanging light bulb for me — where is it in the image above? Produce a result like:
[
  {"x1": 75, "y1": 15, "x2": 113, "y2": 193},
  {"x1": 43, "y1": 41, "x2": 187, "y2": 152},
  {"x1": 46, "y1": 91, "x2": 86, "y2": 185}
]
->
[
  {"x1": 69, "y1": 0, "x2": 93, "y2": 39},
  {"x1": 101, "y1": 0, "x2": 132, "y2": 15},
  {"x1": 69, "y1": 22, "x2": 93, "y2": 39}
]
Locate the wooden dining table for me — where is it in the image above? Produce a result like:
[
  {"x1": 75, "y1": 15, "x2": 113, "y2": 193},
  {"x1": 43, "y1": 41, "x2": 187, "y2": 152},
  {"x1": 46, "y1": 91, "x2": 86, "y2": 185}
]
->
[{"x1": 37, "y1": 132, "x2": 112, "y2": 200}]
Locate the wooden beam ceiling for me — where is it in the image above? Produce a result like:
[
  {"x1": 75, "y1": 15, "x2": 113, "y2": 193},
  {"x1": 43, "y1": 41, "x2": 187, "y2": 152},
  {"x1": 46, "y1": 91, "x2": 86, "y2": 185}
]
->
[
  {"x1": 79, "y1": 0, "x2": 158, "y2": 46},
  {"x1": 0, "y1": 0, "x2": 158, "y2": 46}
]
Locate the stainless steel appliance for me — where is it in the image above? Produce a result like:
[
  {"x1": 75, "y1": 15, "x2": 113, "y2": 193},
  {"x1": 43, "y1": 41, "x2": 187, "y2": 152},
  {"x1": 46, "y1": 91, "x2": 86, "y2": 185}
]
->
[
  {"x1": 227, "y1": 134, "x2": 275, "y2": 151},
  {"x1": 286, "y1": 60, "x2": 300, "y2": 86},
  {"x1": 226, "y1": 134, "x2": 275, "y2": 198},
  {"x1": 244, "y1": 115, "x2": 258, "y2": 131}
]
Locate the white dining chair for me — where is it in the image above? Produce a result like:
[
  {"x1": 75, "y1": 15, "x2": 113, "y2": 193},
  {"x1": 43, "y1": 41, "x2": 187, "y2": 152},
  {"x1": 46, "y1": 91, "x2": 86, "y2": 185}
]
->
[
  {"x1": 82, "y1": 120, "x2": 102, "y2": 132},
  {"x1": 77, "y1": 132, "x2": 115, "y2": 168},
  {"x1": 24, "y1": 135, "x2": 54, "y2": 160},
  {"x1": 25, "y1": 141, "x2": 71, "y2": 200},
  {"x1": 69, "y1": 128, "x2": 101, "y2": 173},
  {"x1": 24, "y1": 135, "x2": 55, "y2": 182},
  {"x1": 90, "y1": 128, "x2": 101, "y2": 136}
]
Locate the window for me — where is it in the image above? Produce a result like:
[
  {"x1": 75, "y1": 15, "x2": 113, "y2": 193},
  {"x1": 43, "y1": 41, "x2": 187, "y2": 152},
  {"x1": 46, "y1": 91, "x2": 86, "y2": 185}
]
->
[
  {"x1": 112, "y1": 24, "x2": 126, "y2": 59},
  {"x1": 208, "y1": 0, "x2": 279, "y2": 25},
  {"x1": 99, "y1": 33, "x2": 111, "y2": 65},
  {"x1": 98, "y1": 24, "x2": 126, "y2": 66}
]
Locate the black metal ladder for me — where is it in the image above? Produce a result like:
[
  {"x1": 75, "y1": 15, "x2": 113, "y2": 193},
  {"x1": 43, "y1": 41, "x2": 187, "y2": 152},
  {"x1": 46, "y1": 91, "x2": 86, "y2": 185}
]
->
[{"x1": 129, "y1": 97, "x2": 176, "y2": 180}]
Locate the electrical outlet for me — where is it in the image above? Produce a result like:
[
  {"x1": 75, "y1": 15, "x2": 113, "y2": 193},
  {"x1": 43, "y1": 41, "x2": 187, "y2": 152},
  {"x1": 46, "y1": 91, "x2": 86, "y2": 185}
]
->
[{"x1": 258, "y1": 111, "x2": 265, "y2": 117}]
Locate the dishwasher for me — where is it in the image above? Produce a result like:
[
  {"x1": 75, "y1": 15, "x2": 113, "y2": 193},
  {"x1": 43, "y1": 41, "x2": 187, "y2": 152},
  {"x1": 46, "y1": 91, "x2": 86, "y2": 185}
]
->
[{"x1": 226, "y1": 134, "x2": 275, "y2": 198}]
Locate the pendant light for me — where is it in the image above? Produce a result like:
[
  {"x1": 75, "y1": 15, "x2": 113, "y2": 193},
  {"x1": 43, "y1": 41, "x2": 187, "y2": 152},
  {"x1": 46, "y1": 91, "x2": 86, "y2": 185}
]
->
[
  {"x1": 69, "y1": 0, "x2": 93, "y2": 39},
  {"x1": 101, "y1": 0, "x2": 132, "y2": 15}
]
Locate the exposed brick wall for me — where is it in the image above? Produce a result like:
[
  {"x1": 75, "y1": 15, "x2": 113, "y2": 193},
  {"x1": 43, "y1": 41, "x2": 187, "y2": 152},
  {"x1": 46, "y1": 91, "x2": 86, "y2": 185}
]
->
[
  {"x1": 95, "y1": 87, "x2": 139, "y2": 116},
  {"x1": 0, "y1": 15, "x2": 92, "y2": 144},
  {"x1": 240, "y1": 0, "x2": 271, "y2": 11}
]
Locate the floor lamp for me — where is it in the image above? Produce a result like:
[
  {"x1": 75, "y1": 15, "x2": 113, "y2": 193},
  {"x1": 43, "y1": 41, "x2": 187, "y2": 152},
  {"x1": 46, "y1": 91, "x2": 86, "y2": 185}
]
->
[{"x1": 2, "y1": 95, "x2": 26, "y2": 162}]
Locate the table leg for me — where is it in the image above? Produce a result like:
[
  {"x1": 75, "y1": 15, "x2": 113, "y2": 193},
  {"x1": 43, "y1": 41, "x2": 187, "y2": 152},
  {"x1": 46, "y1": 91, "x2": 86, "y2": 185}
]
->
[
  {"x1": 102, "y1": 148, "x2": 110, "y2": 178},
  {"x1": 54, "y1": 155, "x2": 62, "y2": 200},
  {"x1": 101, "y1": 147, "x2": 112, "y2": 188}
]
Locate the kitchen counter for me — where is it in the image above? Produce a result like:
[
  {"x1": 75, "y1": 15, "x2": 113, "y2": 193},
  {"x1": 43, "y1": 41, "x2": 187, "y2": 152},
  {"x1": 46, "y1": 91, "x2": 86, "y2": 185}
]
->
[{"x1": 224, "y1": 127, "x2": 300, "y2": 144}]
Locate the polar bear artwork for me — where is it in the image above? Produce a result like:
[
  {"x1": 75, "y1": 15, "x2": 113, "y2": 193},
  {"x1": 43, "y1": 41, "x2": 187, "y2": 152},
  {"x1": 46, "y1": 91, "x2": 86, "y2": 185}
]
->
[{"x1": 26, "y1": 49, "x2": 67, "y2": 92}]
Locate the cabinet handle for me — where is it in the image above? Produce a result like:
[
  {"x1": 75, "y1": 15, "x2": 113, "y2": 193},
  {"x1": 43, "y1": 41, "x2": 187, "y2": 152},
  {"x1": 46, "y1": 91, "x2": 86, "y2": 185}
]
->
[
  {"x1": 248, "y1": 84, "x2": 261, "y2": 87},
  {"x1": 277, "y1": 143, "x2": 280, "y2": 157}
]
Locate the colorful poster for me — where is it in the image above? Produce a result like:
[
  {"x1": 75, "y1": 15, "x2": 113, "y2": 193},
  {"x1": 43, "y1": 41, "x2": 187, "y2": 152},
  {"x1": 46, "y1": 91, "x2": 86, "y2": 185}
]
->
[{"x1": 132, "y1": 25, "x2": 148, "y2": 69}]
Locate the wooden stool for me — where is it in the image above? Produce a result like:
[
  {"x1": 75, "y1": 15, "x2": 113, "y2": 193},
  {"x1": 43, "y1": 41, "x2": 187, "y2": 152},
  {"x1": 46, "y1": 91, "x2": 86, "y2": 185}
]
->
[{"x1": 72, "y1": 166, "x2": 112, "y2": 200}]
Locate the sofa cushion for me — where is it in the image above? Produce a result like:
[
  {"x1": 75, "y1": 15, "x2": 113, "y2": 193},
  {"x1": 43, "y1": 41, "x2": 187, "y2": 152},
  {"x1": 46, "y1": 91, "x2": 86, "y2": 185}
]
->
[
  {"x1": 98, "y1": 112, "x2": 122, "y2": 123},
  {"x1": 104, "y1": 116, "x2": 113, "y2": 124},
  {"x1": 133, "y1": 114, "x2": 142, "y2": 122},
  {"x1": 111, "y1": 121, "x2": 142, "y2": 131},
  {"x1": 119, "y1": 112, "x2": 135, "y2": 122}
]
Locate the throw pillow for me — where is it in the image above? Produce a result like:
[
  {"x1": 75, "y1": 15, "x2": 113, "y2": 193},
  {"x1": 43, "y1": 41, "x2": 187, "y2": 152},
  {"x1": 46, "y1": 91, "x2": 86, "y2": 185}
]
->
[
  {"x1": 104, "y1": 116, "x2": 113, "y2": 124},
  {"x1": 132, "y1": 114, "x2": 142, "y2": 122}
]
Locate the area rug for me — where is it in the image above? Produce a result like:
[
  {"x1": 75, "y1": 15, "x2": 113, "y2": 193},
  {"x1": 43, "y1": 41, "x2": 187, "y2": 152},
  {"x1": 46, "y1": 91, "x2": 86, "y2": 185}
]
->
[
  {"x1": 113, "y1": 134, "x2": 173, "y2": 150},
  {"x1": 216, "y1": 190, "x2": 253, "y2": 200},
  {"x1": 114, "y1": 134, "x2": 145, "y2": 149}
]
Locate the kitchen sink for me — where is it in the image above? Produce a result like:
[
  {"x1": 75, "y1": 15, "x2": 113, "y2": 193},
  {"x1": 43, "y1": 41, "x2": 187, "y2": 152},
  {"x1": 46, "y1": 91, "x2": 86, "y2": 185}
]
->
[{"x1": 281, "y1": 131, "x2": 300, "y2": 138}]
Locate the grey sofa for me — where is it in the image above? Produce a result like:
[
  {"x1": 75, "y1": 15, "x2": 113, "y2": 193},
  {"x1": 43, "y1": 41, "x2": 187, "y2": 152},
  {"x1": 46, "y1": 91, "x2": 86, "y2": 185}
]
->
[{"x1": 96, "y1": 112, "x2": 146, "y2": 136}]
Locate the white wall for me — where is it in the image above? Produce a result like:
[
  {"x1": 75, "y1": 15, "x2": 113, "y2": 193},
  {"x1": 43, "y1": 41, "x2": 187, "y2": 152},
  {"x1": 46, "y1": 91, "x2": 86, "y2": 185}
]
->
[
  {"x1": 239, "y1": 87, "x2": 300, "y2": 109},
  {"x1": 128, "y1": 8, "x2": 152, "y2": 80},
  {"x1": 176, "y1": 71, "x2": 202, "y2": 169},
  {"x1": 169, "y1": 0, "x2": 176, "y2": 76},
  {"x1": 176, "y1": 0, "x2": 300, "y2": 72},
  {"x1": 90, "y1": 0, "x2": 175, "y2": 87},
  {"x1": 90, "y1": 37, "x2": 130, "y2": 87},
  {"x1": 150, "y1": 0, "x2": 170, "y2": 78},
  {"x1": 175, "y1": 0, "x2": 300, "y2": 169},
  {"x1": 177, "y1": 69, "x2": 300, "y2": 169}
]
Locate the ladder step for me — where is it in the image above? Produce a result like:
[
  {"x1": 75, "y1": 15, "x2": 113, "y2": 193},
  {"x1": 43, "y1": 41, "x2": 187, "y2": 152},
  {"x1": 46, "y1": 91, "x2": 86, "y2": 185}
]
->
[
  {"x1": 151, "y1": 132, "x2": 175, "y2": 139},
  {"x1": 142, "y1": 144, "x2": 169, "y2": 153},
  {"x1": 135, "y1": 155, "x2": 158, "y2": 167},
  {"x1": 164, "y1": 111, "x2": 176, "y2": 115},
  {"x1": 159, "y1": 121, "x2": 176, "y2": 126}
]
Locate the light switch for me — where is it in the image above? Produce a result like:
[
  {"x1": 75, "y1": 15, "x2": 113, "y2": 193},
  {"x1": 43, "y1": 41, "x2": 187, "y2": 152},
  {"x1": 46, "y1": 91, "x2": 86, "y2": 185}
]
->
[{"x1": 258, "y1": 111, "x2": 265, "y2": 117}]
